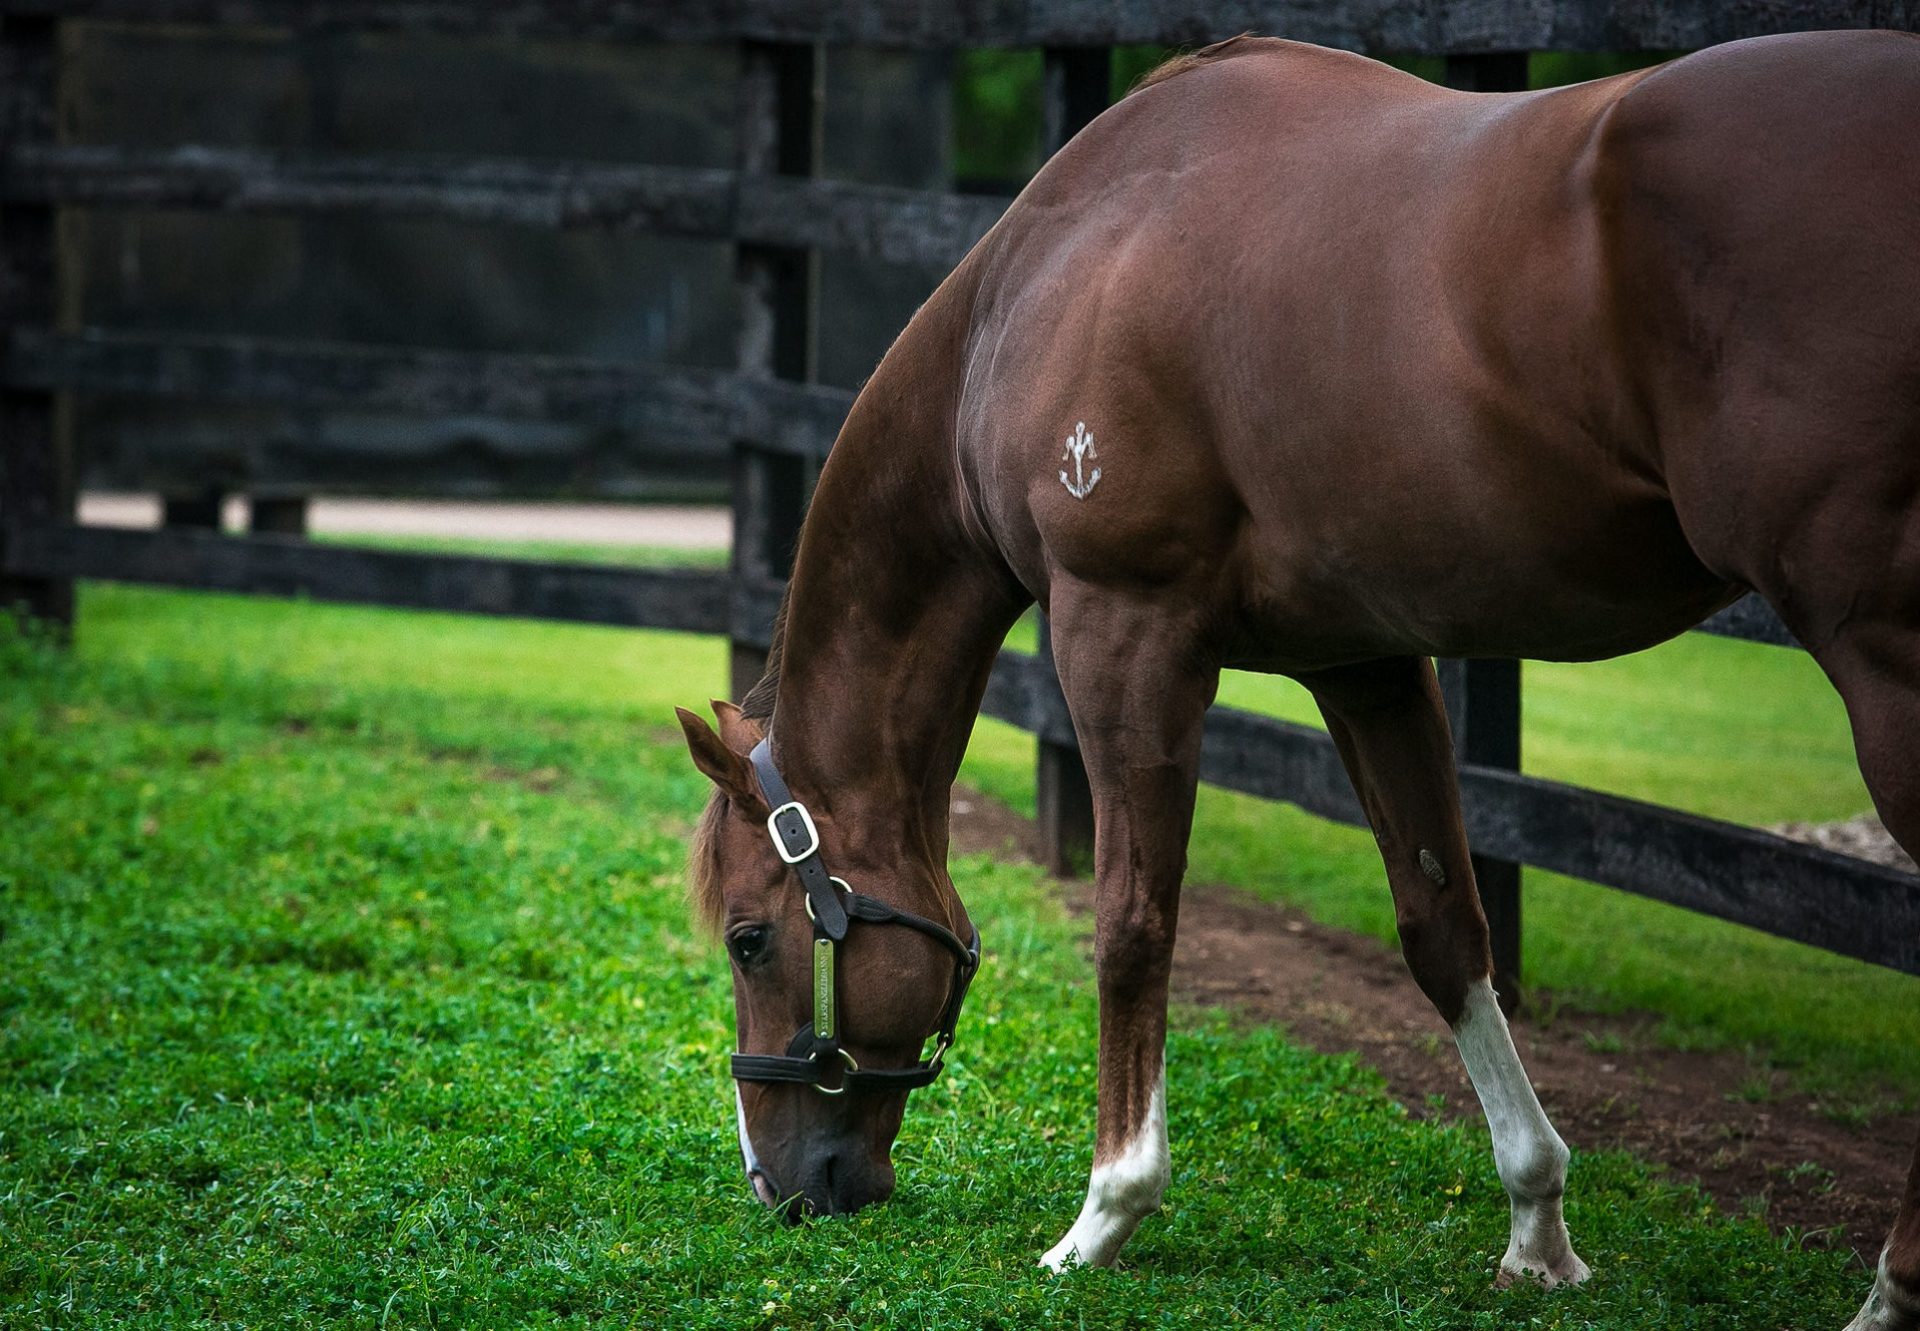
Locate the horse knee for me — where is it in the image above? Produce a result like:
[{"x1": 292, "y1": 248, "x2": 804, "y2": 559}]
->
[
  {"x1": 1396, "y1": 907, "x2": 1491, "y2": 1024},
  {"x1": 1094, "y1": 907, "x2": 1176, "y2": 992}
]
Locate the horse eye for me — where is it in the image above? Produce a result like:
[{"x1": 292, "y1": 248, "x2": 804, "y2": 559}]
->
[{"x1": 727, "y1": 926, "x2": 771, "y2": 968}]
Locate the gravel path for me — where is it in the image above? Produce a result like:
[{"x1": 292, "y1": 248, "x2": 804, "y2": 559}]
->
[{"x1": 1773, "y1": 813, "x2": 1917, "y2": 872}]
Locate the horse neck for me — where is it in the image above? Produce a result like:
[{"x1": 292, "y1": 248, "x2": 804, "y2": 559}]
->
[{"x1": 764, "y1": 317, "x2": 1020, "y2": 914}]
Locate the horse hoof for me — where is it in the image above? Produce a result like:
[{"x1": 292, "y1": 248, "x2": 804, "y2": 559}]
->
[{"x1": 1497, "y1": 1250, "x2": 1592, "y2": 1290}]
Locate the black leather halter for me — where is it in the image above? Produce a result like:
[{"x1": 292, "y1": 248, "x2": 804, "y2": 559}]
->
[{"x1": 728, "y1": 738, "x2": 981, "y2": 1095}]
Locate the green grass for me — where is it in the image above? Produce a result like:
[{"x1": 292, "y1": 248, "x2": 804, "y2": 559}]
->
[
  {"x1": 0, "y1": 587, "x2": 1880, "y2": 1326},
  {"x1": 49, "y1": 580, "x2": 1920, "y2": 1103}
]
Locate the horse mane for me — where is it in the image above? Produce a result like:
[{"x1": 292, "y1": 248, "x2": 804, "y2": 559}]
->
[
  {"x1": 687, "y1": 586, "x2": 790, "y2": 933},
  {"x1": 688, "y1": 794, "x2": 728, "y2": 934},
  {"x1": 739, "y1": 588, "x2": 787, "y2": 723},
  {"x1": 1130, "y1": 34, "x2": 1269, "y2": 95}
]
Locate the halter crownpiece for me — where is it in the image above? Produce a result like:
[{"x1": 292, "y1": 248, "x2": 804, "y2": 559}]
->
[{"x1": 729, "y1": 738, "x2": 981, "y2": 1095}]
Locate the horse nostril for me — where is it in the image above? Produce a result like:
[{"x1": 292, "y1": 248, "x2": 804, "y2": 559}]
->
[{"x1": 746, "y1": 1167, "x2": 780, "y2": 1209}]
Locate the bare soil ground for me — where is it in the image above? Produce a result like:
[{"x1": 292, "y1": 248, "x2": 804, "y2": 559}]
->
[{"x1": 947, "y1": 786, "x2": 1914, "y2": 1262}]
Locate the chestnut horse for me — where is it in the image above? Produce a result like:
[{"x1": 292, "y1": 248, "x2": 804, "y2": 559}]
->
[{"x1": 677, "y1": 32, "x2": 1920, "y2": 1329}]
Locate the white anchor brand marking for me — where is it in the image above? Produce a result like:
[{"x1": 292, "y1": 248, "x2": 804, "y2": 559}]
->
[{"x1": 1059, "y1": 421, "x2": 1101, "y2": 499}]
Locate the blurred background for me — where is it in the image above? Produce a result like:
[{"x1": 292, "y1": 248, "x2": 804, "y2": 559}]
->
[{"x1": 60, "y1": 33, "x2": 1663, "y2": 531}]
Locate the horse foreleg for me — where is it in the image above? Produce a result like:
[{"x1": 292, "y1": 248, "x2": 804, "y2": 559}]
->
[
  {"x1": 1036, "y1": 593, "x2": 1215, "y2": 1271},
  {"x1": 1308, "y1": 657, "x2": 1590, "y2": 1289},
  {"x1": 1810, "y1": 626, "x2": 1920, "y2": 1331},
  {"x1": 1847, "y1": 1132, "x2": 1920, "y2": 1331}
]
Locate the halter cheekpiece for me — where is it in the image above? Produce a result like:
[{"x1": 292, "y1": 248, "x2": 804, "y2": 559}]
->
[{"x1": 728, "y1": 738, "x2": 981, "y2": 1095}]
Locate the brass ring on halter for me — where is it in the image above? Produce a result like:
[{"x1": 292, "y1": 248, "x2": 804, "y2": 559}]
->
[
  {"x1": 802, "y1": 877, "x2": 854, "y2": 923},
  {"x1": 808, "y1": 1046, "x2": 859, "y2": 1095}
]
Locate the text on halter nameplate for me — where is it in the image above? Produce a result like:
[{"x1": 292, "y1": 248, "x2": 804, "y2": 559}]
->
[{"x1": 813, "y1": 937, "x2": 835, "y2": 1039}]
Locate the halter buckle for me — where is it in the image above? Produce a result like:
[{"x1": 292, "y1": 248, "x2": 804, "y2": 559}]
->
[{"x1": 766, "y1": 801, "x2": 820, "y2": 864}]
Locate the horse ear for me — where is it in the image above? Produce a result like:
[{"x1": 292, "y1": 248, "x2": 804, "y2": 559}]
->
[
  {"x1": 709, "y1": 698, "x2": 764, "y2": 756},
  {"x1": 676, "y1": 706, "x2": 763, "y2": 809}
]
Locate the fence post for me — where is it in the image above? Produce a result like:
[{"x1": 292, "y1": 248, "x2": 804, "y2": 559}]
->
[
  {"x1": 163, "y1": 487, "x2": 225, "y2": 531},
  {"x1": 1443, "y1": 50, "x2": 1529, "y2": 92},
  {"x1": 1030, "y1": 47, "x2": 1110, "y2": 876},
  {"x1": 249, "y1": 494, "x2": 309, "y2": 537},
  {"x1": 0, "y1": 16, "x2": 71, "y2": 636},
  {"x1": 1439, "y1": 51, "x2": 1529, "y2": 1013},
  {"x1": 729, "y1": 443, "x2": 806, "y2": 702},
  {"x1": 1437, "y1": 658, "x2": 1524, "y2": 1012},
  {"x1": 729, "y1": 39, "x2": 820, "y2": 703}
]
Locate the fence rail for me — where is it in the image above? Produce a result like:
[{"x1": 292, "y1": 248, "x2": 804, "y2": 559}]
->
[
  {"x1": 1, "y1": 145, "x2": 1008, "y2": 269},
  {"x1": 0, "y1": 520, "x2": 732, "y2": 629},
  {"x1": 8, "y1": 510, "x2": 1912, "y2": 979},
  {"x1": 2, "y1": 6, "x2": 1915, "y2": 1006},
  {"x1": 0, "y1": 0, "x2": 1914, "y2": 51},
  {"x1": 3, "y1": 328, "x2": 852, "y2": 461}
]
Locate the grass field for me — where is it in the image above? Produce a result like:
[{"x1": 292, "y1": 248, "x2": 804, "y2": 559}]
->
[{"x1": 0, "y1": 584, "x2": 1907, "y2": 1326}]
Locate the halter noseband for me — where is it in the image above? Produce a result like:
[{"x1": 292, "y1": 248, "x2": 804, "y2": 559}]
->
[{"x1": 728, "y1": 738, "x2": 981, "y2": 1095}]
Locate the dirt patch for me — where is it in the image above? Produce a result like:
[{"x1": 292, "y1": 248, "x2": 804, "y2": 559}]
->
[{"x1": 946, "y1": 786, "x2": 1913, "y2": 1263}]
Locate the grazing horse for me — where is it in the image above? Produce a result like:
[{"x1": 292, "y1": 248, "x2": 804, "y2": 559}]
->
[{"x1": 677, "y1": 31, "x2": 1920, "y2": 1329}]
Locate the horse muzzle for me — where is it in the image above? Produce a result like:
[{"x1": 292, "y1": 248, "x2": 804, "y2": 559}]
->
[
  {"x1": 737, "y1": 1089, "x2": 896, "y2": 1219},
  {"x1": 756, "y1": 1149, "x2": 896, "y2": 1223}
]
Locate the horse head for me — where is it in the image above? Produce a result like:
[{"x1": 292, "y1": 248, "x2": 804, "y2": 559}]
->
[{"x1": 676, "y1": 699, "x2": 979, "y2": 1221}]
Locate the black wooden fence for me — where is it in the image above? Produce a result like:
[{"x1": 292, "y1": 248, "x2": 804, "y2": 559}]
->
[{"x1": 3, "y1": 3, "x2": 1918, "y2": 1002}]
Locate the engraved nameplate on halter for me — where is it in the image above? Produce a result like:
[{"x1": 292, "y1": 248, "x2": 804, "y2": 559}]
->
[{"x1": 813, "y1": 937, "x2": 836, "y2": 1039}]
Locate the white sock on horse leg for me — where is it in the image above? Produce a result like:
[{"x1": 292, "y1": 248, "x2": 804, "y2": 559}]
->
[
  {"x1": 1452, "y1": 978, "x2": 1591, "y2": 1288},
  {"x1": 1847, "y1": 1249, "x2": 1920, "y2": 1331},
  {"x1": 1041, "y1": 1065, "x2": 1170, "y2": 1271}
]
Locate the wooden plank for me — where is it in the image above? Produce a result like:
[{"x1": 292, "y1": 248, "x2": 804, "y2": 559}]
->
[
  {"x1": 0, "y1": 521, "x2": 732, "y2": 633},
  {"x1": 1438, "y1": 656, "x2": 1524, "y2": 1007},
  {"x1": 728, "y1": 567, "x2": 785, "y2": 653},
  {"x1": 2, "y1": 327, "x2": 852, "y2": 459},
  {"x1": 1033, "y1": 622, "x2": 1095, "y2": 876},
  {"x1": 740, "y1": 175, "x2": 1004, "y2": 270},
  {"x1": 1030, "y1": 45, "x2": 1110, "y2": 878},
  {"x1": 1, "y1": 0, "x2": 1911, "y2": 53},
  {"x1": 1043, "y1": 46, "x2": 1112, "y2": 154},
  {"x1": 1697, "y1": 593, "x2": 1799, "y2": 648},
  {"x1": 248, "y1": 494, "x2": 308, "y2": 536},
  {"x1": 729, "y1": 447, "x2": 804, "y2": 700},
  {"x1": 1, "y1": 144, "x2": 1008, "y2": 269},
  {"x1": 1457, "y1": 762, "x2": 1920, "y2": 977},
  {"x1": 1186, "y1": 697, "x2": 1920, "y2": 977},
  {"x1": 0, "y1": 14, "x2": 70, "y2": 632},
  {"x1": 979, "y1": 646, "x2": 1074, "y2": 741},
  {"x1": 1442, "y1": 50, "x2": 1528, "y2": 91},
  {"x1": 2, "y1": 143, "x2": 735, "y2": 231},
  {"x1": 729, "y1": 39, "x2": 819, "y2": 702},
  {"x1": 734, "y1": 41, "x2": 819, "y2": 390},
  {"x1": 161, "y1": 487, "x2": 223, "y2": 530},
  {"x1": 1195, "y1": 702, "x2": 1364, "y2": 825}
]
